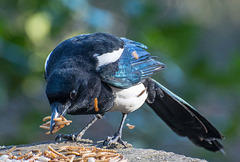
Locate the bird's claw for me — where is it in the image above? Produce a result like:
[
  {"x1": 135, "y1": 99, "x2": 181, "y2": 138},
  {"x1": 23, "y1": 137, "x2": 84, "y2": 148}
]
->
[
  {"x1": 103, "y1": 135, "x2": 129, "y2": 148},
  {"x1": 55, "y1": 133, "x2": 76, "y2": 142}
]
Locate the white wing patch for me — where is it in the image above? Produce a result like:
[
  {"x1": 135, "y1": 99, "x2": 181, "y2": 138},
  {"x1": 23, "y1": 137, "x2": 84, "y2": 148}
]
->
[
  {"x1": 44, "y1": 51, "x2": 52, "y2": 71},
  {"x1": 94, "y1": 48, "x2": 123, "y2": 68}
]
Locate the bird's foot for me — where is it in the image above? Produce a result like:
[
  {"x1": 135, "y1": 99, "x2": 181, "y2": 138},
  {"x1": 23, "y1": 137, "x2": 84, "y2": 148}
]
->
[
  {"x1": 55, "y1": 133, "x2": 85, "y2": 142},
  {"x1": 55, "y1": 133, "x2": 93, "y2": 143},
  {"x1": 55, "y1": 115, "x2": 103, "y2": 143},
  {"x1": 55, "y1": 133, "x2": 76, "y2": 142},
  {"x1": 103, "y1": 134, "x2": 131, "y2": 148}
]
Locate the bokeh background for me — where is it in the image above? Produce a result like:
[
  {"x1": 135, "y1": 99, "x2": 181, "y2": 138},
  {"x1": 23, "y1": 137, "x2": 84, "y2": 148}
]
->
[{"x1": 0, "y1": 0, "x2": 239, "y2": 161}]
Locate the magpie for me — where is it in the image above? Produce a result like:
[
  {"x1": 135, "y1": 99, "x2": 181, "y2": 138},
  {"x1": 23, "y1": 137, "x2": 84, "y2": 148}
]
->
[{"x1": 44, "y1": 32, "x2": 224, "y2": 152}]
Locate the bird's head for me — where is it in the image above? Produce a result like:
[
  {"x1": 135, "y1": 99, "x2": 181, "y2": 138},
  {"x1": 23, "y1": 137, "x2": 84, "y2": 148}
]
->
[{"x1": 45, "y1": 69, "x2": 83, "y2": 134}]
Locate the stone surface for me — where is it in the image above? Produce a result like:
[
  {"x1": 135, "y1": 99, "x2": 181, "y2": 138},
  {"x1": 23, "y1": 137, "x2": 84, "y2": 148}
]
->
[{"x1": 0, "y1": 141, "x2": 207, "y2": 162}]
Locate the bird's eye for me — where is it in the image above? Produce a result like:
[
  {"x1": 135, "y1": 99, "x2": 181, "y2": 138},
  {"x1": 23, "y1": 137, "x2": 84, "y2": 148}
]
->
[{"x1": 70, "y1": 90, "x2": 77, "y2": 99}]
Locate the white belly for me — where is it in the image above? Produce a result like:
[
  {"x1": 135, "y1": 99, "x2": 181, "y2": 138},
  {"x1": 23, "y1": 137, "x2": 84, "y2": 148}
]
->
[{"x1": 110, "y1": 83, "x2": 148, "y2": 114}]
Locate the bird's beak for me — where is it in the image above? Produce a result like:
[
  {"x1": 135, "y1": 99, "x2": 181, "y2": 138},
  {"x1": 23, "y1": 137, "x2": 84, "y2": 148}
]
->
[{"x1": 49, "y1": 102, "x2": 70, "y2": 134}]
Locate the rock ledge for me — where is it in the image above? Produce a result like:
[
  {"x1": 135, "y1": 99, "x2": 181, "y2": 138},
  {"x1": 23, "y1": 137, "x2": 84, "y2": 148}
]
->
[{"x1": 0, "y1": 141, "x2": 207, "y2": 162}]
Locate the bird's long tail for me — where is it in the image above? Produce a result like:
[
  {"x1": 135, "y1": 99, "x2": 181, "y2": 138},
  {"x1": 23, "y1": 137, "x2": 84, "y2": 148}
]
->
[{"x1": 144, "y1": 78, "x2": 224, "y2": 152}]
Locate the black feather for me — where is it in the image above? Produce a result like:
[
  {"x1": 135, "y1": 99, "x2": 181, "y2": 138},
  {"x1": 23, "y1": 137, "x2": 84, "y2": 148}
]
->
[{"x1": 144, "y1": 78, "x2": 224, "y2": 152}]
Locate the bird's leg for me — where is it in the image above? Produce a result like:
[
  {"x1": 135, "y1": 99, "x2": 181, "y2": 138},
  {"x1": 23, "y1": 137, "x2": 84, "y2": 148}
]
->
[
  {"x1": 55, "y1": 114, "x2": 103, "y2": 142},
  {"x1": 103, "y1": 113, "x2": 128, "y2": 148}
]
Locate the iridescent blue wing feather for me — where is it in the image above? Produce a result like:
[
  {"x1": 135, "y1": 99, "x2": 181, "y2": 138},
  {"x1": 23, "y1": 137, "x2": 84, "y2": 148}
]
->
[{"x1": 97, "y1": 38, "x2": 165, "y2": 88}]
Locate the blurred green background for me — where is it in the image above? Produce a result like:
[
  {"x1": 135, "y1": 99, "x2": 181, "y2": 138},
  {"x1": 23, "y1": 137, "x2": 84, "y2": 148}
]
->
[{"x1": 0, "y1": 0, "x2": 239, "y2": 161}]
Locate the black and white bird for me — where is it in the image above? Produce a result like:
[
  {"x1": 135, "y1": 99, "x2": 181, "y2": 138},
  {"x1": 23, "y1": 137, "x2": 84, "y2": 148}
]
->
[{"x1": 44, "y1": 33, "x2": 224, "y2": 152}]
